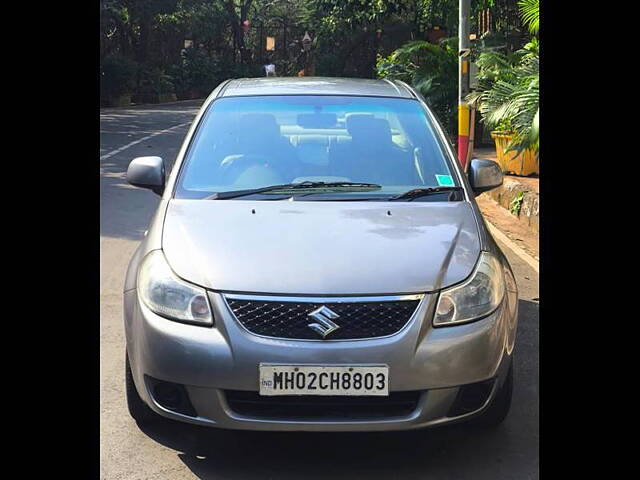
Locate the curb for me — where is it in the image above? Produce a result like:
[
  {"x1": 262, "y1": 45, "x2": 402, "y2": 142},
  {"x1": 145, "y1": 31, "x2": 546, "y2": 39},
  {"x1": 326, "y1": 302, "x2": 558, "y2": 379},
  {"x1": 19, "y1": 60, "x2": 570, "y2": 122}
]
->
[
  {"x1": 485, "y1": 220, "x2": 539, "y2": 273},
  {"x1": 489, "y1": 178, "x2": 539, "y2": 233}
]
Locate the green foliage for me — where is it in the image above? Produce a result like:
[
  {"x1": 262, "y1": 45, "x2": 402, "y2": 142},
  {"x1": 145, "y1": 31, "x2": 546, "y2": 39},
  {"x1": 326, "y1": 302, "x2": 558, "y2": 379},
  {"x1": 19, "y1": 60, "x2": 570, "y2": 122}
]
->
[
  {"x1": 471, "y1": 31, "x2": 508, "y2": 55},
  {"x1": 101, "y1": 1, "x2": 132, "y2": 56},
  {"x1": 509, "y1": 191, "x2": 526, "y2": 216},
  {"x1": 101, "y1": 54, "x2": 139, "y2": 96},
  {"x1": 125, "y1": 0, "x2": 179, "y2": 22},
  {"x1": 377, "y1": 38, "x2": 458, "y2": 135},
  {"x1": 468, "y1": 23, "x2": 539, "y2": 153},
  {"x1": 169, "y1": 47, "x2": 226, "y2": 99},
  {"x1": 230, "y1": 62, "x2": 265, "y2": 79},
  {"x1": 309, "y1": 0, "x2": 413, "y2": 77},
  {"x1": 161, "y1": 0, "x2": 229, "y2": 54},
  {"x1": 518, "y1": 0, "x2": 539, "y2": 35},
  {"x1": 169, "y1": 47, "x2": 264, "y2": 99},
  {"x1": 313, "y1": 0, "x2": 457, "y2": 35},
  {"x1": 415, "y1": 0, "x2": 458, "y2": 32},
  {"x1": 136, "y1": 67, "x2": 176, "y2": 101},
  {"x1": 313, "y1": 0, "x2": 410, "y2": 33},
  {"x1": 467, "y1": 49, "x2": 525, "y2": 102},
  {"x1": 100, "y1": 0, "x2": 537, "y2": 106},
  {"x1": 470, "y1": 51, "x2": 538, "y2": 152}
]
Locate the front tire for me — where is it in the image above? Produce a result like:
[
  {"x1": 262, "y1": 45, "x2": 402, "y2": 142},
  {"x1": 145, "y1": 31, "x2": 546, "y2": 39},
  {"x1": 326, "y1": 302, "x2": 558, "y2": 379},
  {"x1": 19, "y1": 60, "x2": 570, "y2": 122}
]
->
[
  {"x1": 473, "y1": 361, "x2": 513, "y2": 428},
  {"x1": 125, "y1": 350, "x2": 157, "y2": 424}
]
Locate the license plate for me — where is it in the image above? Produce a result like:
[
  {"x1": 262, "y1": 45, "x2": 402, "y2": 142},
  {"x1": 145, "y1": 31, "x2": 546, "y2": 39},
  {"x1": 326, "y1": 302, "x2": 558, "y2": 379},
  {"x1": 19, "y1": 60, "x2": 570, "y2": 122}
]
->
[{"x1": 259, "y1": 364, "x2": 389, "y2": 396}]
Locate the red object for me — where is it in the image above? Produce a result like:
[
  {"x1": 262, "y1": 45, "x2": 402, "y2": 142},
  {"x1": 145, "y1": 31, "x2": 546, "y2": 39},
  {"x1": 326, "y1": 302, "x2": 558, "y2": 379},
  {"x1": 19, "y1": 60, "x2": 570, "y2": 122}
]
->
[
  {"x1": 457, "y1": 135, "x2": 469, "y2": 170},
  {"x1": 242, "y1": 20, "x2": 250, "y2": 34}
]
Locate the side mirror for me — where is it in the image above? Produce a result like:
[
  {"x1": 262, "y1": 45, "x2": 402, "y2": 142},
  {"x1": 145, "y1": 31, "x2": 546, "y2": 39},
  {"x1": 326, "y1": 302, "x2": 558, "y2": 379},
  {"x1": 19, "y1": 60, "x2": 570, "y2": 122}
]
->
[
  {"x1": 126, "y1": 156, "x2": 165, "y2": 196},
  {"x1": 468, "y1": 158, "x2": 503, "y2": 195}
]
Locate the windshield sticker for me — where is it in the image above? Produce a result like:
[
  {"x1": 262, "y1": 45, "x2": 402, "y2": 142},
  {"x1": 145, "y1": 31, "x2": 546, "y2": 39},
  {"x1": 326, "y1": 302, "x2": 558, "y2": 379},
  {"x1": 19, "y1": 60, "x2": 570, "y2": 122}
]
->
[{"x1": 435, "y1": 174, "x2": 454, "y2": 187}]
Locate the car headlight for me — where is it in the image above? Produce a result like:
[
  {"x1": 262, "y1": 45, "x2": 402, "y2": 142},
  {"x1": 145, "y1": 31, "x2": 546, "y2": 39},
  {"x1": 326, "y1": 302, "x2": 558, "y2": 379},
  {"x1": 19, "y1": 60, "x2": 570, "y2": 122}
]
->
[
  {"x1": 433, "y1": 251, "x2": 506, "y2": 326},
  {"x1": 137, "y1": 250, "x2": 213, "y2": 326}
]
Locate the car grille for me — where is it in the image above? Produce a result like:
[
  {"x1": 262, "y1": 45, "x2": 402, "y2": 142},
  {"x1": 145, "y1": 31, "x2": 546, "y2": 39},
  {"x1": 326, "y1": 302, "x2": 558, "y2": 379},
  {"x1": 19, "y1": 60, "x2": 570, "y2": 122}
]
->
[
  {"x1": 224, "y1": 295, "x2": 423, "y2": 340},
  {"x1": 225, "y1": 390, "x2": 421, "y2": 420}
]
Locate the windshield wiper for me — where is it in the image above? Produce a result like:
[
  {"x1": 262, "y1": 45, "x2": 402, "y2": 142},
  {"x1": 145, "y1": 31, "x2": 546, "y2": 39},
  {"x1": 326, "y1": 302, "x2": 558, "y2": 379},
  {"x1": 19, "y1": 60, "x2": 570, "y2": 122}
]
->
[
  {"x1": 388, "y1": 186, "x2": 464, "y2": 201},
  {"x1": 207, "y1": 181, "x2": 382, "y2": 200}
]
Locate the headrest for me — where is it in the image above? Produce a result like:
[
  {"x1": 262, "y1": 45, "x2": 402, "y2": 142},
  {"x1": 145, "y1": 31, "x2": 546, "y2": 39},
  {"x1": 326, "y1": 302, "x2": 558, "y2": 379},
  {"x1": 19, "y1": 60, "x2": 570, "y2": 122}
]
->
[
  {"x1": 238, "y1": 114, "x2": 281, "y2": 139},
  {"x1": 346, "y1": 114, "x2": 392, "y2": 143},
  {"x1": 345, "y1": 114, "x2": 374, "y2": 136}
]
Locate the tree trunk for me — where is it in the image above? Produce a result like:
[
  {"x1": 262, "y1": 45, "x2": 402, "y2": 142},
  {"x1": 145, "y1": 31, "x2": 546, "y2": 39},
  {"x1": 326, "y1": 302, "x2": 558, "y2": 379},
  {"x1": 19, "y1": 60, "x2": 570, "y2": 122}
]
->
[
  {"x1": 137, "y1": 12, "x2": 152, "y2": 65},
  {"x1": 224, "y1": 0, "x2": 254, "y2": 64},
  {"x1": 240, "y1": 1, "x2": 252, "y2": 63},
  {"x1": 283, "y1": 21, "x2": 287, "y2": 64}
]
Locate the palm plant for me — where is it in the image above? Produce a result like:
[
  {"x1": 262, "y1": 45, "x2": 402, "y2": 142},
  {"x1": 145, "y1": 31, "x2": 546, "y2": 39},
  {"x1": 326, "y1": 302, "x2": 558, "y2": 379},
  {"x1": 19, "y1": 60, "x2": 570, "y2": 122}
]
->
[
  {"x1": 468, "y1": 3, "x2": 539, "y2": 154},
  {"x1": 519, "y1": 0, "x2": 539, "y2": 35},
  {"x1": 377, "y1": 38, "x2": 458, "y2": 135},
  {"x1": 475, "y1": 51, "x2": 538, "y2": 152}
]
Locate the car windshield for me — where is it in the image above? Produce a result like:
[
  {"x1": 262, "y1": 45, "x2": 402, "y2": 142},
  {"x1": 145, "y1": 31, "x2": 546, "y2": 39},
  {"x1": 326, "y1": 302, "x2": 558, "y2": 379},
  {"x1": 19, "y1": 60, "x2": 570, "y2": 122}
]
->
[{"x1": 175, "y1": 95, "x2": 458, "y2": 200}]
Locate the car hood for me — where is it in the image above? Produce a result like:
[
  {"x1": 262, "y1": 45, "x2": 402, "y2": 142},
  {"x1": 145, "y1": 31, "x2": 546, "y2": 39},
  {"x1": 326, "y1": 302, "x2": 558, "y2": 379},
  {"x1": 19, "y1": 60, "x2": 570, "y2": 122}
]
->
[{"x1": 162, "y1": 199, "x2": 481, "y2": 295}]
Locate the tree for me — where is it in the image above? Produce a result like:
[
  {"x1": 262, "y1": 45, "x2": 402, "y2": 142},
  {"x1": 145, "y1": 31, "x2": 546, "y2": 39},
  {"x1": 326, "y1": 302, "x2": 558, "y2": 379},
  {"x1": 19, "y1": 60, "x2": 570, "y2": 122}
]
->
[
  {"x1": 101, "y1": 0, "x2": 135, "y2": 59},
  {"x1": 307, "y1": 0, "x2": 413, "y2": 77},
  {"x1": 99, "y1": 0, "x2": 536, "y2": 108},
  {"x1": 377, "y1": 38, "x2": 458, "y2": 134},
  {"x1": 252, "y1": 0, "x2": 313, "y2": 74},
  {"x1": 221, "y1": 0, "x2": 256, "y2": 62},
  {"x1": 124, "y1": 0, "x2": 179, "y2": 64}
]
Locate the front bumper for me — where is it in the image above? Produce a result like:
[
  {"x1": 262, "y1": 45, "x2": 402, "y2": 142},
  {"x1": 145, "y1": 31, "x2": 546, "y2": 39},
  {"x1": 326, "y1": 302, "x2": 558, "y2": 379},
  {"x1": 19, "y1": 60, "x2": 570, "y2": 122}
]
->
[{"x1": 124, "y1": 289, "x2": 517, "y2": 431}]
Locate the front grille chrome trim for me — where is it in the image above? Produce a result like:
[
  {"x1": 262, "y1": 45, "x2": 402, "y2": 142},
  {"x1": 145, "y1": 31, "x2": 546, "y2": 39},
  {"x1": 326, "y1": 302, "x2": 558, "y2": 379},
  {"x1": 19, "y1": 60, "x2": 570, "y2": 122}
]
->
[
  {"x1": 223, "y1": 293, "x2": 425, "y2": 303},
  {"x1": 221, "y1": 293, "x2": 427, "y2": 342}
]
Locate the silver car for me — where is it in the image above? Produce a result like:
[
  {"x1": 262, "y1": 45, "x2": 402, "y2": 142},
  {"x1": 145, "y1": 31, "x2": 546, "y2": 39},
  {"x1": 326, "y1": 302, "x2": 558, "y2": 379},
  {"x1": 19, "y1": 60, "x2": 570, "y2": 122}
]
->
[{"x1": 124, "y1": 77, "x2": 518, "y2": 432}]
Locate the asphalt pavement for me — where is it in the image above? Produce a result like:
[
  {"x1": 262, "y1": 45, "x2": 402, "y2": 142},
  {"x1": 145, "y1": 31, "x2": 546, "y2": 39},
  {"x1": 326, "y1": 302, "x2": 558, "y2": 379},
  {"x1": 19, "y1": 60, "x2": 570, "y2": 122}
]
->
[{"x1": 100, "y1": 100, "x2": 539, "y2": 480}]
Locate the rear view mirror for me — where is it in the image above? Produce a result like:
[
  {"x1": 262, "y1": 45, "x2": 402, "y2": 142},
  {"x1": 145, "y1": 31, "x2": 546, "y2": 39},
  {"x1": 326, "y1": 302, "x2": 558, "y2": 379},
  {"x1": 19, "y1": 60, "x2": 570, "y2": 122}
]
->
[
  {"x1": 126, "y1": 156, "x2": 165, "y2": 196},
  {"x1": 468, "y1": 158, "x2": 503, "y2": 195}
]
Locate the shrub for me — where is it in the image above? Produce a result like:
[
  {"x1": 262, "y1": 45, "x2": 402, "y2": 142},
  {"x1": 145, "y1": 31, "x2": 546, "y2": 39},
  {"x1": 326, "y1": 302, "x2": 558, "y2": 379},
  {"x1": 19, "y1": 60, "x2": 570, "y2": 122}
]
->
[
  {"x1": 169, "y1": 48, "x2": 225, "y2": 99},
  {"x1": 228, "y1": 62, "x2": 264, "y2": 79},
  {"x1": 101, "y1": 55, "x2": 138, "y2": 98},
  {"x1": 134, "y1": 67, "x2": 176, "y2": 103},
  {"x1": 468, "y1": 39, "x2": 539, "y2": 153},
  {"x1": 467, "y1": 1, "x2": 540, "y2": 153},
  {"x1": 377, "y1": 39, "x2": 458, "y2": 138},
  {"x1": 170, "y1": 48, "x2": 266, "y2": 99}
]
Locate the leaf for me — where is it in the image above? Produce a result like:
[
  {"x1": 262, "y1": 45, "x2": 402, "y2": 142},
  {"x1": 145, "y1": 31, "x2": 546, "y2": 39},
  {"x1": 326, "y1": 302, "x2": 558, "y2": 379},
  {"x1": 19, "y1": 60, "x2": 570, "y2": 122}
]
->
[{"x1": 518, "y1": 0, "x2": 539, "y2": 35}]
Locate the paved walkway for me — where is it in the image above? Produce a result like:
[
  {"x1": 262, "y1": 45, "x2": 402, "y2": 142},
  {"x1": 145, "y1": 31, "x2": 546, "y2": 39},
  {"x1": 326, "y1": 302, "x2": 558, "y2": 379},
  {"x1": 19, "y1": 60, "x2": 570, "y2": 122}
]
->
[{"x1": 473, "y1": 147, "x2": 539, "y2": 260}]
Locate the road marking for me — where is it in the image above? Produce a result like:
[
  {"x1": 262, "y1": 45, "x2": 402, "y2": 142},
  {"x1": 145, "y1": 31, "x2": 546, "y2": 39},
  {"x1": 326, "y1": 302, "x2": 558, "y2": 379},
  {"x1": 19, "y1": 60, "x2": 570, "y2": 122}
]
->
[
  {"x1": 485, "y1": 220, "x2": 539, "y2": 273},
  {"x1": 99, "y1": 122, "x2": 190, "y2": 161}
]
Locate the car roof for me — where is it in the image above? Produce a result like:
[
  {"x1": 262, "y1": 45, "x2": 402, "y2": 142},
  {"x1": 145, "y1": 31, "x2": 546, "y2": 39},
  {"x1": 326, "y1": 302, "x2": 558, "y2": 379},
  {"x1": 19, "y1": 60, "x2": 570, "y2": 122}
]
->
[{"x1": 219, "y1": 77, "x2": 414, "y2": 99}]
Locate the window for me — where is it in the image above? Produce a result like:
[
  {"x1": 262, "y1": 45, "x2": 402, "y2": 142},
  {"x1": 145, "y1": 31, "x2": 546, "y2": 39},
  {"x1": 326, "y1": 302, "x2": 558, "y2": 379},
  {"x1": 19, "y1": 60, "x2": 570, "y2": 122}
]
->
[{"x1": 175, "y1": 95, "x2": 457, "y2": 199}]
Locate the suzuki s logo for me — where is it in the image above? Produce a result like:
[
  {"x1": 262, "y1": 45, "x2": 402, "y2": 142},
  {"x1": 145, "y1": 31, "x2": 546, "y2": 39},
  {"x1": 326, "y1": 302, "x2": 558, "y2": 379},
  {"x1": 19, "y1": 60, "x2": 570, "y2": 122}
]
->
[{"x1": 307, "y1": 306, "x2": 341, "y2": 338}]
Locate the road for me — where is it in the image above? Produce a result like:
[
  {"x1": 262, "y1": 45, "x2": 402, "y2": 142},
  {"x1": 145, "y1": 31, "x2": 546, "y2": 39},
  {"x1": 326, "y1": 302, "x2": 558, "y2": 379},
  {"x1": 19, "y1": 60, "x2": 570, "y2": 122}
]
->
[{"x1": 100, "y1": 100, "x2": 539, "y2": 480}]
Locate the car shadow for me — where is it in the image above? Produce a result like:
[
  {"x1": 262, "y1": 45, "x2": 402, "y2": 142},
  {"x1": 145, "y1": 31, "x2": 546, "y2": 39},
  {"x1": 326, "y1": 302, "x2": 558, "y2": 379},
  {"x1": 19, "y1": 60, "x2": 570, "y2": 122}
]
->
[
  {"x1": 138, "y1": 416, "x2": 523, "y2": 480},
  {"x1": 135, "y1": 299, "x2": 538, "y2": 479}
]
